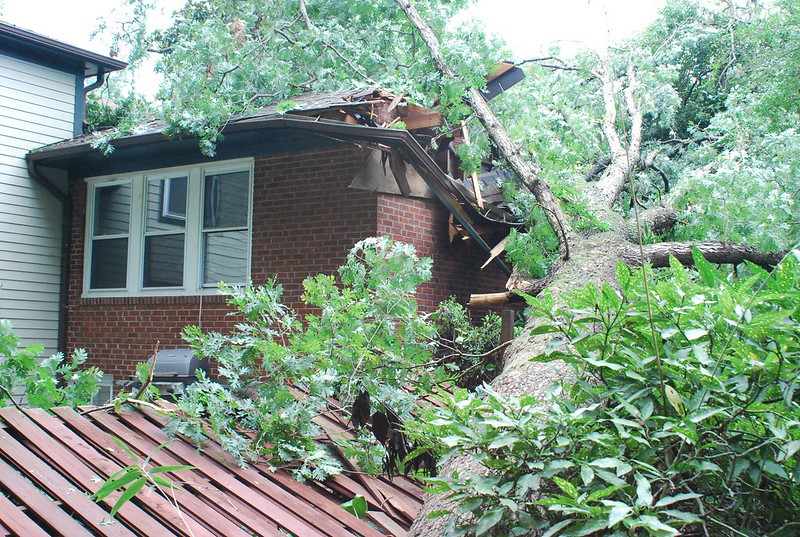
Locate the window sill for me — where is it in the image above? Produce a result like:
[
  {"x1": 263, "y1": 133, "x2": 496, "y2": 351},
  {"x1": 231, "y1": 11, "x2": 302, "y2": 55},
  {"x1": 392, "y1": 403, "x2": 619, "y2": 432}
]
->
[{"x1": 79, "y1": 290, "x2": 232, "y2": 307}]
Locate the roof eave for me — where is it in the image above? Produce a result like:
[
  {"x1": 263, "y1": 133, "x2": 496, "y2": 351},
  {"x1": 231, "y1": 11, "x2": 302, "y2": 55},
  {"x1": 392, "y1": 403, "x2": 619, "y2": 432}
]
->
[
  {"x1": 0, "y1": 21, "x2": 127, "y2": 75},
  {"x1": 29, "y1": 116, "x2": 512, "y2": 275}
]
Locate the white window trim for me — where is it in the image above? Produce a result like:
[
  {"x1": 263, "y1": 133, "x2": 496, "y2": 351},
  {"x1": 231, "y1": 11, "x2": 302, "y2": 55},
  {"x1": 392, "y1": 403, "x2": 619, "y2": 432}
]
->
[{"x1": 83, "y1": 158, "x2": 254, "y2": 298}]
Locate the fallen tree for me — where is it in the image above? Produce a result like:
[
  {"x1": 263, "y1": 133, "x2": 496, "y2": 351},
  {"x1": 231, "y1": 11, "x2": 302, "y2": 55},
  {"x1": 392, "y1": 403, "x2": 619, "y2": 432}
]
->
[{"x1": 393, "y1": 1, "x2": 792, "y2": 535}]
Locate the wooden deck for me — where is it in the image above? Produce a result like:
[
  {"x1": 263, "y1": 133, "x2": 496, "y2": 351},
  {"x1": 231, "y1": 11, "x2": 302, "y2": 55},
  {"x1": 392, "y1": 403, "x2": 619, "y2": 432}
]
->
[{"x1": 0, "y1": 404, "x2": 423, "y2": 536}]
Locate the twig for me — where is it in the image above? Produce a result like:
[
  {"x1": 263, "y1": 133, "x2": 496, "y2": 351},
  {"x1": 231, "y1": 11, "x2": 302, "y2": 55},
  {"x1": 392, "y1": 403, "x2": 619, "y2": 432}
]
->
[
  {"x1": 134, "y1": 340, "x2": 159, "y2": 401},
  {"x1": 0, "y1": 384, "x2": 24, "y2": 411}
]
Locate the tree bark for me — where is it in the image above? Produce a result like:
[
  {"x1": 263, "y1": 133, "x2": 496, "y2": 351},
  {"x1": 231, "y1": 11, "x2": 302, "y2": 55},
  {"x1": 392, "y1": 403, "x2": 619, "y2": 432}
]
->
[
  {"x1": 623, "y1": 240, "x2": 786, "y2": 270},
  {"x1": 395, "y1": 3, "x2": 785, "y2": 536}
]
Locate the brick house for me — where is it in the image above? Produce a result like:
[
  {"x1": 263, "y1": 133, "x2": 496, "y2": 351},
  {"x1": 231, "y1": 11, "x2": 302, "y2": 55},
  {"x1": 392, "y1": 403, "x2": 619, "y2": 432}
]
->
[{"x1": 27, "y1": 89, "x2": 517, "y2": 382}]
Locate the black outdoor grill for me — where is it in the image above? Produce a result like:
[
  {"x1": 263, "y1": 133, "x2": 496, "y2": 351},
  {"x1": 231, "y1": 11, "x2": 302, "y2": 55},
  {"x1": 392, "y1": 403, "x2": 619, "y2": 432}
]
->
[{"x1": 118, "y1": 348, "x2": 208, "y2": 398}]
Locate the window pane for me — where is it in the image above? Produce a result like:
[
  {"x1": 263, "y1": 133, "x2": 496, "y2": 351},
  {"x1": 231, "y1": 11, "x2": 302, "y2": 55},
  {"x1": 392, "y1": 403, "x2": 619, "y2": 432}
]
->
[
  {"x1": 93, "y1": 183, "x2": 131, "y2": 236},
  {"x1": 144, "y1": 234, "x2": 185, "y2": 287},
  {"x1": 146, "y1": 177, "x2": 187, "y2": 232},
  {"x1": 204, "y1": 231, "x2": 248, "y2": 284},
  {"x1": 90, "y1": 238, "x2": 128, "y2": 289},
  {"x1": 204, "y1": 171, "x2": 249, "y2": 229}
]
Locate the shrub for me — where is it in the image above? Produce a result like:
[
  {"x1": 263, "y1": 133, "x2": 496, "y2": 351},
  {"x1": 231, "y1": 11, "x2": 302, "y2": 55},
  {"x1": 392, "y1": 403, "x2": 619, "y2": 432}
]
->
[
  {"x1": 414, "y1": 249, "x2": 800, "y2": 536},
  {"x1": 0, "y1": 320, "x2": 101, "y2": 408}
]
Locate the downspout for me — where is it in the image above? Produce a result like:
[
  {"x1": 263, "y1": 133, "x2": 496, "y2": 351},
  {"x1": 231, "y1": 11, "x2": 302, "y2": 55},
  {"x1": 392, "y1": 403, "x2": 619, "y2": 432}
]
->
[
  {"x1": 80, "y1": 69, "x2": 106, "y2": 128},
  {"x1": 83, "y1": 69, "x2": 106, "y2": 94},
  {"x1": 25, "y1": 155, "x2": 71, "y2": 355}
]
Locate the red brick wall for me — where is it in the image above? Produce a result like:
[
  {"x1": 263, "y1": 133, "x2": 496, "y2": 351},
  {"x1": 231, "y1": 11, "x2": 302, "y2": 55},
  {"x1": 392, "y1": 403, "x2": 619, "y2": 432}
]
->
[
  {"x1": 66, "y1": 145, "x2": 507, "y2": 379},
  {"x1": 376, "y1": 195, "x2": 508, "y2": 311}
]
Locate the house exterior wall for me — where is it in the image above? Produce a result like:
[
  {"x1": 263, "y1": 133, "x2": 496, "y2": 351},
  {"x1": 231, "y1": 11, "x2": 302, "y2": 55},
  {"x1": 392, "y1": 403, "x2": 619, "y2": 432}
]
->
[
  {"x1": 66, "y1": 145, "x2": 507, "y2": 379},
  {"x1": 0, "y1": 53, "x2": 76, "y2": 354},
  {"x1": 376, "y1": 195, "x2": 509, "y2": 311}
]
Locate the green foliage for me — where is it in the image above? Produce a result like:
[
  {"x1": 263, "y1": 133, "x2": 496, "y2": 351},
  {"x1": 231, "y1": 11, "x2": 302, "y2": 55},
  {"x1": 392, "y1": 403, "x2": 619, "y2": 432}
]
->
[
  {"x1": 90, "y1": 436, "x2": 195, "y2": 519},
  {"x1": 166, "y1": 238, "x2": 441, "y2": 479},
  {"x1": 432, "y1": 297, "x2": 502, "y2": 388},
  {"x1": 98, "y1": 0, "x2": 499, "y2": 155},
  {"x1": 412, "y1": 251, "x2": 800, "y2": 536},
  {"x1": 341, "y1": 494, "x2": 368, "y2": 519},
  {"x1": 0, "y1": 320, "x2": 101, "y2": 408}
]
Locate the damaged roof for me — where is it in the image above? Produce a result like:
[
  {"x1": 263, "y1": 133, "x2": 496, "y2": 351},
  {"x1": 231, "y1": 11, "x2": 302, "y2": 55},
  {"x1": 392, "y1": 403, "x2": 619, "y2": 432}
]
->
[
  {"x1": 0, "y1": 403, "x2": 422, "y2": 537},
  {"x1": 28, "y1": 87, "x2": 520, "y2": 272}
]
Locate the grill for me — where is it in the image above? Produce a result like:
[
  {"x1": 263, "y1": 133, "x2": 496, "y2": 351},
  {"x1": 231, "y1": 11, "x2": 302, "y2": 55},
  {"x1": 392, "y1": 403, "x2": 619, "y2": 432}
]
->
[
  {"x1": 118, "y1": 348, "x2": 208, "y2": 398},
  {"x1": 149, "y1": 348, "x2": 208, "y2": 382}
]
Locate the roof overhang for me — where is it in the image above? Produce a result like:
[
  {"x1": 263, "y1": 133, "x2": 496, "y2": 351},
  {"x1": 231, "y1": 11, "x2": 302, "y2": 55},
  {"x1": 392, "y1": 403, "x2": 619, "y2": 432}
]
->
[
  {"x1": 29, "y1": 116, "x2": 513, "y2": 275},
  {"x1": 0, "y1": 21, "x2": 127, "y2": 78}
]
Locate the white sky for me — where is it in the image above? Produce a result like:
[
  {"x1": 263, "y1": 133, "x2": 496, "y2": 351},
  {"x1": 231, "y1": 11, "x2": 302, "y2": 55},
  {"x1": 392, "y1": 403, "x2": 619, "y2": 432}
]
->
[{"x1": 1, "y1": 0, "x2": 666, "y2": 96}]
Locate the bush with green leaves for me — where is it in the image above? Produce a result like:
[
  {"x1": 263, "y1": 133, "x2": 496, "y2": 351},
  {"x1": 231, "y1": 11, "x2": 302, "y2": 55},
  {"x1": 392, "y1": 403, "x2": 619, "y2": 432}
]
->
[
  {"x1": 413, "y1": 249, "x2": 800, "y2": 537},
  {"x1": 166, "y1": 237, "x2": 448, "y2": 479},
  {"x1": 0, "y1": 319, "x2": 101, "y2": 408},
  {"x1": 433, "y1": 297, "x2": 503, "y2": 389}
]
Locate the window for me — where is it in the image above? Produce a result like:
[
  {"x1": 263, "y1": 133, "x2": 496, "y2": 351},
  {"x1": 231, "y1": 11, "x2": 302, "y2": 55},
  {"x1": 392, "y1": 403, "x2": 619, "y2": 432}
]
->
[{"x1": 85, "y1": 159, "x2": 253, "y2": 296}]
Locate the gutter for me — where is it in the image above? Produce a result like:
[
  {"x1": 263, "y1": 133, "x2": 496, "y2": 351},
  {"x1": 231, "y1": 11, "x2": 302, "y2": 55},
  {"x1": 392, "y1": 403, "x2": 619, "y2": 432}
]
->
[{"x1": 25, "y1": 155, "x2": 71, "y2": 355}]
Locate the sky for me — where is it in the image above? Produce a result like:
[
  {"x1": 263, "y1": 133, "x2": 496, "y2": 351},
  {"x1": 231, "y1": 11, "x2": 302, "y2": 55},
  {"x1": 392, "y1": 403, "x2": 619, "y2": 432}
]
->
[{"x1": 1, "y1": 0, "x2": 666, "y2": 96}]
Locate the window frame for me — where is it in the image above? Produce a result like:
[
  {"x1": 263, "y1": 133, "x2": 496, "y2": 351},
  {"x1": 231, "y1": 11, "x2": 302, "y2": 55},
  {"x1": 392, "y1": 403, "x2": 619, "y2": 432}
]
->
[{"x1": 83, "y1": 158, "x2": 254, "y2": 297}]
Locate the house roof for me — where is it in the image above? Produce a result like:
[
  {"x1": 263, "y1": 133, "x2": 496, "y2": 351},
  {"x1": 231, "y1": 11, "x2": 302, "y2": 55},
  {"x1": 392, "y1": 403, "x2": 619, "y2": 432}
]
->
[
  {"x1": 0, "y1": 21, "x2": 127, "y2": 77},
  {"x1": 28, "y1": 89, "x2": 518, "y2": 273},
  {"x1": 0, "y1": 403, "x2": 423, "y2": 536}
]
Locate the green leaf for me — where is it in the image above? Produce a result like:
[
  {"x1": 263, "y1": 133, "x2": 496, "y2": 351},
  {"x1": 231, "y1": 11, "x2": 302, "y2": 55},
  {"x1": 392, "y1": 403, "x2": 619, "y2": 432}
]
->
[
  {"x1": 110, "y1": 475, "x2": 147, "y2": 517},
  {"x1": 593, "y1": 469, "x2": 627, "y2": 487},
  {"x1": 148, "y1": 465, "x2": 196, "y2": 475},
  {"x1": 488, "y1": 435, "x2": 518, "y2": 449},
  {"x1": 150, "y1": 475, "x2": 178, "y2": 489},
  {"x1": 475, "y1": 508, "x2": 504, "y2": 536},
  {"x1": 341, "y1": 495, "x2": 368, "y2": 519},
  {"x1": 654, "y1": 493, "x2": 701, "y2": 508},
  {"x1": 778, "y1": 440, "x2": 800, "y2": 462},
  {"x1": 580, "y1": 465, "x2": 595, "y2": 486},
  {"x1": 541, "y1": 519, "x2": 574, "y2": 537},
  {"x1": 630, "y1": 514, "x2": 679, "y2": 536},
  {"x1": 110, "y1": 436, "x2": 139, "y2": 461},
  {"x1": 91, "y1": 468, "x2": 141, "y2": 502},
  {"x1": 529, "y1": 324, "x2": 559, "y2": 335},
  {"x1": 587, "y1": 485, "x2": 622, "y2": 502},
  {"x1": 607, "y1": 502, "x2": 633, "y2": 527},
  {"x1": 634, "y1": 473, "x2": 653, "y2": 507},
  {"x1": 683, "y1": 329, "x2": 707, "y2": 341},
  {"x1": 553, "y1": 476, "x2": 579, "y2": 499}
]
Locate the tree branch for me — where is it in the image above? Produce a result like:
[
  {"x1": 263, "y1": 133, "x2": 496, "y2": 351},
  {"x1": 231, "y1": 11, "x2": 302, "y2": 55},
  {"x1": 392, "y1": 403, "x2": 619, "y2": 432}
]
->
[
  {"x1": 592, "y1": 58, "x2": 645, "y2": 209},
  {"x1": 394, "y1": 0, "x2": 573, "y2": 260},
  {"x1": 621, "y1": 241, "x2": 786, "y2": 271}
]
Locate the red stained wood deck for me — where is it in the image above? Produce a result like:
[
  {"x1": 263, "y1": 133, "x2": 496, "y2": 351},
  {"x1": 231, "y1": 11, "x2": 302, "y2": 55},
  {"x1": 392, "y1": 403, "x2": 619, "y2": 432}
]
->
[{"x1": 0, "y1": 405, "x2": 423, "y2": 537}]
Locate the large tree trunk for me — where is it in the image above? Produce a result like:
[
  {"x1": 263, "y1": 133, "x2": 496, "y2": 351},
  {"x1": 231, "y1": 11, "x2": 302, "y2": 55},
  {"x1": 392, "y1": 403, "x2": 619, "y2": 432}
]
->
[{"x1": 393, "y1": 2, "x2": 785, "y2": 535}]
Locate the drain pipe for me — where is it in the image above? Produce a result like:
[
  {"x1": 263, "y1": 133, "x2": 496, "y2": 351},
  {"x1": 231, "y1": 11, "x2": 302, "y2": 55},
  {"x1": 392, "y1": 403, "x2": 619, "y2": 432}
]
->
[
  {"x1": 83, "y1": 69, "x2": 107, "y2": 94},
  {"x1": 25, "y1": 155, "x2": 71, "y2": 355}
]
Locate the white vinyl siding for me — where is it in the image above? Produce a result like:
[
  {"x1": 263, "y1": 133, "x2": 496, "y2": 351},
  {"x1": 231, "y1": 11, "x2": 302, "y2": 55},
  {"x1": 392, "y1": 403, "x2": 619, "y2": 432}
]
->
[
  {"x1": 84, "y1": 159, "x2": 254, "y2": 297},
  {"x1": 0, "y1": 54, "x2": 76, "y2": 354}
]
